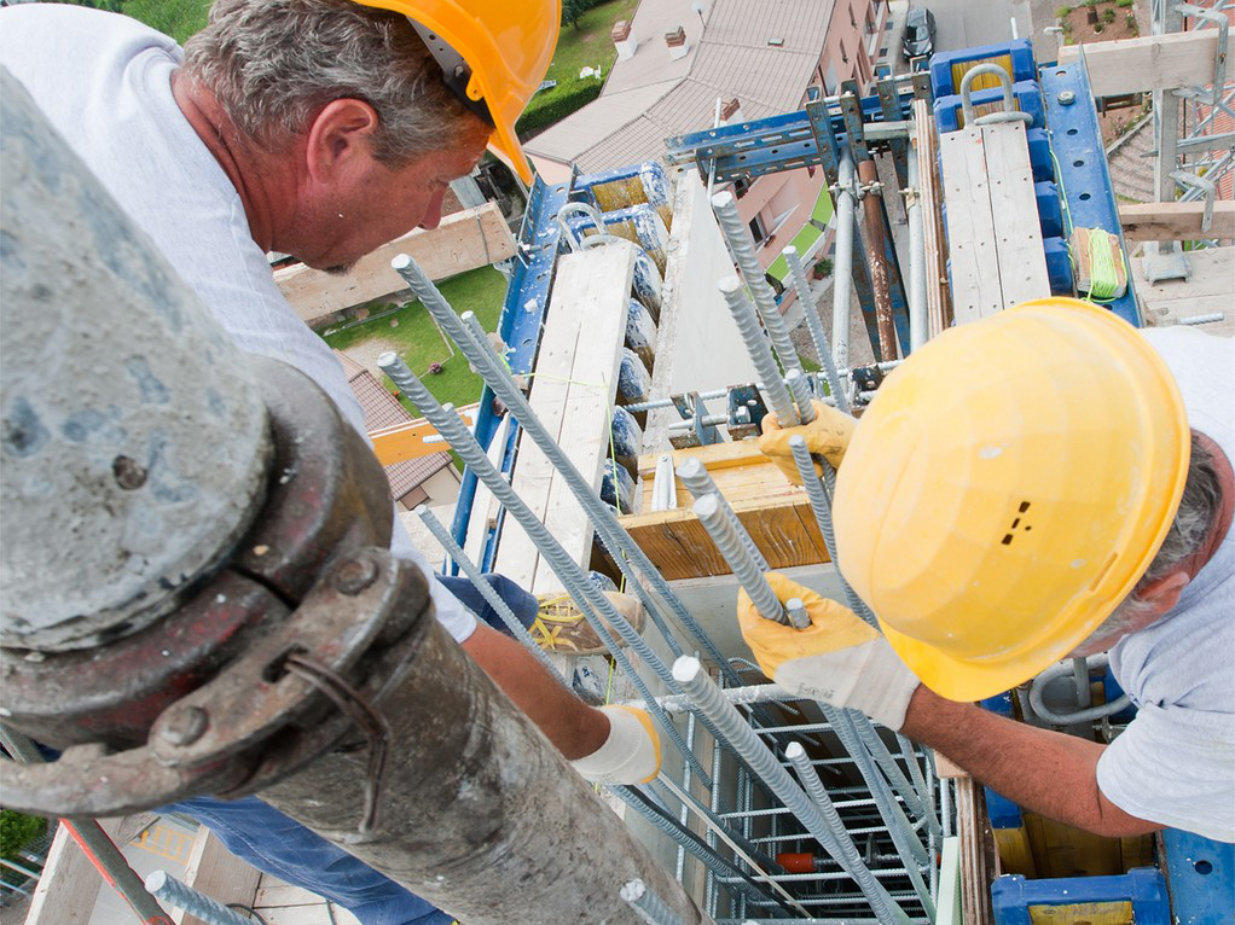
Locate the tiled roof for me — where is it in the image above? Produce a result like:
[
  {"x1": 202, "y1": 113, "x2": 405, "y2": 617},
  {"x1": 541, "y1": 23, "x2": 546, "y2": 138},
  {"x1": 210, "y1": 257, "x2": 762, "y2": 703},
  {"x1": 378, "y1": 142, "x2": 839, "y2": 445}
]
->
[
  {"x1": 526, "y1": 0, "x2": 834, "y2": 173},
  {"x1": 335, "y1": 351, "x2": 452, "y2": 500}
]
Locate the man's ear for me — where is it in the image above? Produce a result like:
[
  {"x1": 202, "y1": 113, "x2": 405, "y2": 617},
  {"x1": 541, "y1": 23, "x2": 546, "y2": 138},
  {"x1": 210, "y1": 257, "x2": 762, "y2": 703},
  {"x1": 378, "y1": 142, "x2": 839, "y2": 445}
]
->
[
  {"x1": 303, "y1": 98, "x2": 380, "y2": 184},
  {"x1": 1138, "y1": 570, "x2": 1190, "y2": 616}
]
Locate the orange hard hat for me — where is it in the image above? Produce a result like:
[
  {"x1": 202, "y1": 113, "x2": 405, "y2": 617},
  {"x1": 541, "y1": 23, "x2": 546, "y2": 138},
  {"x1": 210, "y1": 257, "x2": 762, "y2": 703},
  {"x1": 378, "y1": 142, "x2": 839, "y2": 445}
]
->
[
  {"x1": 833, "y1": 299, "x2": 1190, "y2": 701},
  {"x1": 352, "y1": 0, "x2": 560, "y2": 183}
]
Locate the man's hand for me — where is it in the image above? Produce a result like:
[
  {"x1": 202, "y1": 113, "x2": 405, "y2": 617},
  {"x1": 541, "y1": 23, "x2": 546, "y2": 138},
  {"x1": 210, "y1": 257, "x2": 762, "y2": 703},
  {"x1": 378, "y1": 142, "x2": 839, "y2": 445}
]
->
[
  {"x1": 737, "y1": 573, "x2": 919, "y2": 730},
  {"x1": 757, "y1": 400, "x2": 855, "y2": 484},
  {"x1": 571, "y1": 705, "x2": 661, "y2": 785}
]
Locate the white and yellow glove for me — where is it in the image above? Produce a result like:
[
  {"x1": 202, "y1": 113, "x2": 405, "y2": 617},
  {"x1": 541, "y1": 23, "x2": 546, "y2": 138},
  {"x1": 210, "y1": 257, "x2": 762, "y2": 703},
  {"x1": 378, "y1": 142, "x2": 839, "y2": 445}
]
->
[
  {"x1": 737, "y1": 573, "x2": 919, "y2": 730},
  {"x1": 571, "y1": 705, "x2": 661, "y2": 785},
  {"x1": 757, "y1": 399, "x2": 855, "y2": 485}
]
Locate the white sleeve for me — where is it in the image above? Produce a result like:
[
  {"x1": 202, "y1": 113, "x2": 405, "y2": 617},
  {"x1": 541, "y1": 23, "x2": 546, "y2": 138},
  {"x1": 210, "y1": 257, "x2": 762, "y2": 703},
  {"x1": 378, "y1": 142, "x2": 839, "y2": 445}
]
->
[
  {"x1": 1096, "y1": 702, "x2": 1235, "y2": 842},
  {"x1": 388, "y1": 505, "x2": 477, "y2": 643}
]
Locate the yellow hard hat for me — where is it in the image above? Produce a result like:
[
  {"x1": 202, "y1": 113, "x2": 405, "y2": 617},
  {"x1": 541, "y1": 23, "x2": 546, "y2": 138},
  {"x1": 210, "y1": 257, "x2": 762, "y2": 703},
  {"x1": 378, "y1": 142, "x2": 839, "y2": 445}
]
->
[
  {"x1": 833, "y1": 298, "x2": 1190, "y2": 702},
  {"x1": 352, "y1": 0, "x2": 560, "y2": 184}
]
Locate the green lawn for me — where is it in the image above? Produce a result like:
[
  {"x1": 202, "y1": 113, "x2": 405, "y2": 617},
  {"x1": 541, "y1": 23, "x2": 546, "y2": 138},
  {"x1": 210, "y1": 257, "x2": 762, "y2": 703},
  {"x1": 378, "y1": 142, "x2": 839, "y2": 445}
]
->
[
  {"x1": 124, "y1": 0, "x2": 210, "y2": 43},
  {"x1": 518, "y1": 0, "x2": 640, "y2": 134},
  {"x1": 320, "y1": 266, "x2": 508, "y2": 416}
]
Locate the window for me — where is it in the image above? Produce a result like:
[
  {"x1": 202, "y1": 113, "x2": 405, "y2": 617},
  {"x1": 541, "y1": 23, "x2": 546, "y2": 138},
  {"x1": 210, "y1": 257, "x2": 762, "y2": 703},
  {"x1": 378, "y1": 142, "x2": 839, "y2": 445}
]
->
[
  {"x1": 748, "y1": 212, "x2": 769, "y2": 244},
  {"x1": 849, "y1": 5, "x2": 857, "y2": 28},
  {"x1": 840, "y1": 40, "x2": 849, "y2": 64}
]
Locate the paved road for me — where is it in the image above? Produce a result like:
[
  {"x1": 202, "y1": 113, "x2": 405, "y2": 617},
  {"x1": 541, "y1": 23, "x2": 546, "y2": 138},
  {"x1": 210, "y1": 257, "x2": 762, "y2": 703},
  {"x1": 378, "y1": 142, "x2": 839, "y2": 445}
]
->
[{"x1": 917, "y1": 0, "x2": 1033, "y2": 55}]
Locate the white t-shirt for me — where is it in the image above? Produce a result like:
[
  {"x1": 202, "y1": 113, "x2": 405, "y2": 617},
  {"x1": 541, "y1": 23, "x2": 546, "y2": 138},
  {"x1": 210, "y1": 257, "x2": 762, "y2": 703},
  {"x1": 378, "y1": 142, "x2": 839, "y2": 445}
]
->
[
  {"x1": 1097, "y1": 327, "x2": 1235, "y2": 842},
  {"x1": 0, "y1": 5, "x2": 475, "y2": 642}
]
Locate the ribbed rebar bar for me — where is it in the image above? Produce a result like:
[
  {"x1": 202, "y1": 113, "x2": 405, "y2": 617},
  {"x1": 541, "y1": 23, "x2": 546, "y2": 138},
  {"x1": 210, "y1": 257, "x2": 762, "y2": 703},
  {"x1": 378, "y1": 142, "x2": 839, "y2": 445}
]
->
[
  {"x1": 392, "y1": 253, "x2": 739, "y2": 684},
  {"x1": 378, "y1": 355, "x2": 712, "y2": 787},
  {"x1": 785, "y1": 598, "x2": 810, "y2": 629},
  {"x1": 622, "y1": 879, "x2": 688, "y2": 925},
  {"x1": 692, "y1": 494, "x2": 788, "y2": 625},
  {"x1": 711, "y1": 191, "x2": 803, "y2": 376},
  {"x1": 677, "y1": 457, "x2": 767, "y2": 571},
  {"x1": 718, "y1": 275, "x2": 799, "y2": 426},
  {"x1": 784, "y1": 245, "x2": 851, "y2": 414},
  {"x1": 785, "y1": 368, "x2": 818, "y2": 423},
  {"x1": 145, "y1": 871, "x2": 252, "y2": 925},
  {"x1": 672, "y1": 657, "x2": 911, "y2": 925},
  {"x1": 822, "y1": 705, "x2": 934, "y2": 916},
  {"x1": 784, "y1": 741, "x2": 907, "y2": 918},
  {"x1": 832, "y1": 152, "x2": 858, "y2": 371},
  {"x1": 615, "y1": 787, "x2": 782, "y2": 912},
  {"x1": 415, "y1": 505, "x2": 562, "y2": 679}
]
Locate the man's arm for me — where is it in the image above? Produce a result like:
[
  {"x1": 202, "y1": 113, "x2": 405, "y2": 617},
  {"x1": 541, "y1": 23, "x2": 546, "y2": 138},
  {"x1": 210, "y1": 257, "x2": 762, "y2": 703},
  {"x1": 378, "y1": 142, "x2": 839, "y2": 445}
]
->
[
  {"x1": 901, "y1": 685, "x2": 1162, "y2": 838},
  {"x1": 461, "y1": 623, "x2": 609, "y2": 760}
]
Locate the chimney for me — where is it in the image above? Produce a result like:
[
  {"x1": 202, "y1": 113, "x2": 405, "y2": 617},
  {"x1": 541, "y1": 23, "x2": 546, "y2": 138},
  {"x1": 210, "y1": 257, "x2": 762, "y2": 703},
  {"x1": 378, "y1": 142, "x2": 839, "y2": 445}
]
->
[
  {"x1": 664, "y1": 25, "x2": 690, "y2": 61},
  {"x1": 611, "y1": 20, "x2": 638, "y2": 61},
  {"x1": 720, "y1": 97, "x2": 744, "y2": 123}
]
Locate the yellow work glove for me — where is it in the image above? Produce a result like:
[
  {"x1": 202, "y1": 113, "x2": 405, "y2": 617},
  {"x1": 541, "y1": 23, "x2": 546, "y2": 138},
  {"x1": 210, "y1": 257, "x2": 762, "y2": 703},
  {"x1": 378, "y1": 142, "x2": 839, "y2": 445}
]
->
[
  {"x1": 571, "y1": 705, "x2": 661, "y2": 785},
  {"x1": 737, "y1": 573, "x2": 919, "y2": 730},
  {"x1": 757, "y1": 400, "x2": 856, "y2": 485}
]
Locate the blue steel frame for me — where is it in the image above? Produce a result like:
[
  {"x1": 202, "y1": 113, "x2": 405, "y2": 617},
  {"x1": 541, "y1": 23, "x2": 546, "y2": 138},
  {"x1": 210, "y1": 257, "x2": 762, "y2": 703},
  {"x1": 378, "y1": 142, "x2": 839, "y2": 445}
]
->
[
  {"x1": 991, "y1": 869, "x2": 1170, "y2": 924},
  {"x1": 1040, "y1": 55, "x2": 1141, "y2": 326}
]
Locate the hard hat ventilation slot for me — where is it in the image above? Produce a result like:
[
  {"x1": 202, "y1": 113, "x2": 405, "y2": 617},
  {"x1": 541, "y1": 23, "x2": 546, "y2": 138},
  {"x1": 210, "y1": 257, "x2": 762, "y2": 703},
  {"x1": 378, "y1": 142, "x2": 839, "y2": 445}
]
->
[{"x1": 1000, "y1": 501, "x2": 1033, "y2": 546}]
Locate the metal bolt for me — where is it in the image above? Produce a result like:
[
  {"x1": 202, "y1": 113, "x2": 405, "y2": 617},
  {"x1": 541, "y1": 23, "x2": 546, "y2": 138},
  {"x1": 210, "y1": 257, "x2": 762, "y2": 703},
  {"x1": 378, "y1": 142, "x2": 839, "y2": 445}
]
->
[
  {"x1": 111, "y1": 455, "x2": 147, "y2": 490},
  {"x1": 159, "y1": 705, "x2": 209, "y2": 746},
  {"x1": 1058, "y1": 90, "x2": 1076, "y2": 106},
  {"x1": 335, "y1": 556, "x2": 378, "y2": 595}
]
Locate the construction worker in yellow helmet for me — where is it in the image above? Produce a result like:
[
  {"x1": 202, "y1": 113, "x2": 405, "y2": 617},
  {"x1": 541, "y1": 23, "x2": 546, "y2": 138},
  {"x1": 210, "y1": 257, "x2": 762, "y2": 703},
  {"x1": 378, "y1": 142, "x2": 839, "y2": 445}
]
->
[
  {"x1": 748, "y1": 298, "x2": 1234, "y2": 843},
  {"x1": 2, "y1": 2, "x2": 663, "y2": 921}
]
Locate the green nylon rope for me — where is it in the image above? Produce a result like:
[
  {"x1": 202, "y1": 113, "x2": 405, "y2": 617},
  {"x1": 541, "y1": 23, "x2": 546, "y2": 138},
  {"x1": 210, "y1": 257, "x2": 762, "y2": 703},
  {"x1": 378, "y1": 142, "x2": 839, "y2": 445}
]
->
[{"x1": 1086, "y1": 227, "x2": 1122, "y2": 301}]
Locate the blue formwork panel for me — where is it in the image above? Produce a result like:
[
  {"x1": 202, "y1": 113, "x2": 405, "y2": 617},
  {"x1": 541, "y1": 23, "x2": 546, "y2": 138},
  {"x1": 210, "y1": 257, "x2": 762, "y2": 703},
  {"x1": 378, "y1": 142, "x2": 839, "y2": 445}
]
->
[
  {"x1": 991, "y1": 869, "x2": 1171, "y2": 925},
  {"x1": 930, "y1": 38, "x2": 1037, "y2": 97},
  {"x1": 1040, "y1": 59, "x2": 1140, "y2": 325},
  {"x1": 1043, "y1": 236, "x2": 1073, "y2": 295},
  {"x1": 933, "y1": 81, "x2": 1046, "y2": 133},
  {"x1": 1026, "y1": 128, "x2": 1054, "y2": 181},
  {"x1": 1162, "y1": 829, "x2": 1235, "y2": 923},
  {"x1": 1035, "y1": 181, "x2": 1063, "y2": 239}
]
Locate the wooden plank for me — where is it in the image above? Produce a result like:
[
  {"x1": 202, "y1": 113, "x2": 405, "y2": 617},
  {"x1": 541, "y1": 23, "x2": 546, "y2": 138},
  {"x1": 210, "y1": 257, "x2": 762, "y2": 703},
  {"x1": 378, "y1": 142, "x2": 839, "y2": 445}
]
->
[
  {"x1": 939, "y1": 128, "x2": 1006, "y2": 323},
  {"x1": 1119, "y1": 200, "x2": 1235, "y2": 241},
  {"x1": 532, "y1": 242, "x2": 637, "y2": 593},
  {"x1": 955, "y1": 776, "x2": 998, "y2": 925},
  {"x1": 1058, "y1": 31, "x2": 1233, "y2": 97},
  {"x1": 177, "y1": 829, "x2": 261, "y2": 925},
  {"x1": 914, "y1": 99, "x2": 951, "y2": 337},
  {"x1": 25, "y1": 815, "x2": 156, "y2": 925},
  {"x1": 275, "y1": 202, "x2": 516, "y2": 324},
  {"x1": 370, "y1": 403, "x2": 478, "y2": 465},
  {"x1": 1134, "y1": 244, "x2": 1235, "y2": 335},
  {"x1": 494, "y1": 243, "x2": 637, "y2": 592},
  {"x1": 983, "y1": 122, "x2": 1051, "y2": 305}
]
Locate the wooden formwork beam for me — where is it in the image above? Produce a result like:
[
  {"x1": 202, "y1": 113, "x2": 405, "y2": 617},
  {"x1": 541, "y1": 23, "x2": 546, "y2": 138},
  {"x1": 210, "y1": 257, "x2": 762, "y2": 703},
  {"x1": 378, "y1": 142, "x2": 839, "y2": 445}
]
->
[
  {"x1": 1119, "y1": 200, "x2": 1235, "y2": 241},
  {"x1": 1058, "y1": 31, "x2": 1234, "y2": 97}
]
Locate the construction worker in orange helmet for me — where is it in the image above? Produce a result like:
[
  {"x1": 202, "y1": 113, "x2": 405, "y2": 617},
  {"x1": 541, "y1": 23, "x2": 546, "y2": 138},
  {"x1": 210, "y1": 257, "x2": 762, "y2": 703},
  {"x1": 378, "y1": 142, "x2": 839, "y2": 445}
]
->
[
  {"x1": 746, "y1": 298, "x2": 1234, "y2": 842},
  {"x1": 2, "y1": 3, "x2": 662, "y2": 923},
  {"x1": 351, "y1": 0, "x2": 560, "y2": 184}
]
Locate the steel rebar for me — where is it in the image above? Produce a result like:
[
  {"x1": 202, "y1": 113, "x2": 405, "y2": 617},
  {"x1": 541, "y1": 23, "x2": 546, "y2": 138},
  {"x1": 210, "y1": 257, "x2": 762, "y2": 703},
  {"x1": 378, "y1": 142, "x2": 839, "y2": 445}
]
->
[
  {"x1": 415, "y1": 505, "x2": 563, "y2": 679},
  {"x1": 831, "y1": 152, "x2": 858, "y2": 371},
  {"x1": 692, "y1": 494, "x2": 791, "y2": 626},
  {"x1": 718, "y1": 275, "x2": 799, "y2": 426},
  {"x1": 672, "y1": 657, "x2": 912, "y2": 925},
  {"x1": 785, "y1": 741, "x2": 908, "y2": 919},
  {"x1": 145, "y1": 871, "x2": 252, "y2": 925},
  {"x1": 711, "y1": 191, "x2": 803, "y2": 375},
  {"x1": 378, "y1": 356, "x2": 712, "y2": 786},
  {"x1": 786, "y1": 368, "x2": 818, "y2": 423},
  {"x1": 392, "y1": 254, "x2": 738, "y2": 684},
  {"x1": 677, "y1": 457, "x2": 767, "y2": 571},
  {"x1": 622, "y1": 879, "x2": 688, "y2": 925},
  {"x1": 784, "y1": 244, "x2": 851, "y2": 413}
]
